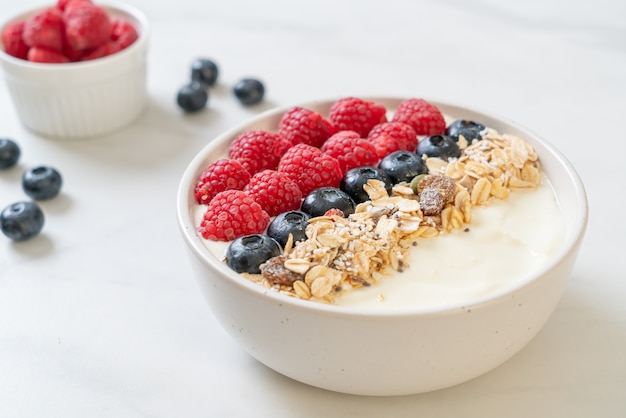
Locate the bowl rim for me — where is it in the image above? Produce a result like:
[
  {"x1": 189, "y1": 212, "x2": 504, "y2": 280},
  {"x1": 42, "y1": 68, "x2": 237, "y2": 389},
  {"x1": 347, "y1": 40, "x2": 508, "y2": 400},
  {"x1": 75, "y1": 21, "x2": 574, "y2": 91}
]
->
[
  {"x1": 177, "y1": 97, "x2": 589, "y2": 318},
  {"x1": 0, "y1": 1, "x2": 149, "y2": 70}
]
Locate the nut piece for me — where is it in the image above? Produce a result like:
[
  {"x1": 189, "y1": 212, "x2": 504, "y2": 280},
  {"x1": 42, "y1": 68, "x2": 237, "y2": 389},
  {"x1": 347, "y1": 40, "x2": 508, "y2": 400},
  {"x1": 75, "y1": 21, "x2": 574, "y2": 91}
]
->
[
  {"x1": 418, "y1": 174, "x2": 456, "y2": 216},
  {"x1": 260, "y1": 255, "x2": 304, "y2": 286}
]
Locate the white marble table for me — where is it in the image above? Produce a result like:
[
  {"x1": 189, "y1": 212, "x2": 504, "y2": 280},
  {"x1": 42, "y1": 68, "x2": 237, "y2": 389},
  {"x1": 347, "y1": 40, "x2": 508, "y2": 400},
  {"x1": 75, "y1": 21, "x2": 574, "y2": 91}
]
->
[{"x1": 1, "y1": 0, "x2": 625, "y2": 416}]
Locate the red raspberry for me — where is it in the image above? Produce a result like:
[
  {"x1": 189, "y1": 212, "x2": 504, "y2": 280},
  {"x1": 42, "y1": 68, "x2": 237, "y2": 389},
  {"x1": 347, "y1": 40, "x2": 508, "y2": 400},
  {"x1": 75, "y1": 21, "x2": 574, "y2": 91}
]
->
[
  {"x1": 392, "y1": 99, "x2": 446, "y2": 136},
  {"x1": 64, "y1": 2, "x2": 112, "y2": 51},
  {"x1": 278, "y1": 106, "x2": 335, "y2": 148},
  {"x1": 194, "y1": 158, "x2": 251, "y2": 205},
  {"x1": 228, "y1": 130, "x2": 291, "y2": 175},
  {"x1": 110, "y1": 18, "x2": 138, "y2": 49},
  {"x1": 22, "y1": 7, "x2": 65, "y2": 53},
  {"x1": 278, "y1": 144, "x2": 343, "y2": 196},
  {"x1": 57, "y1": 0, "x2": 92, "y2": 11},
  {"x1": 1, "y1": 21, "x2": 30, "y2": 60},
  {"x1": 199, "y1": 190, "x2": 270, "y2": 241},
  {"x1": 321, "y1": 131, "x2": 379, "y2": 174},
  {"x1": 244, "y1": 170, "x2": 302, "y2": 216},
  {"x1": 367, "y1": 122, "x2": 418, "y2": 159},
  {"x1": 27, "y1": 47, "x2": 69, "y2": 63},
  {"x1": 81, "y1": 41, "x2": 121, "y2": 61},
  {"x1": 328, "y1": 97, "x2": 388, "y2": 137}
]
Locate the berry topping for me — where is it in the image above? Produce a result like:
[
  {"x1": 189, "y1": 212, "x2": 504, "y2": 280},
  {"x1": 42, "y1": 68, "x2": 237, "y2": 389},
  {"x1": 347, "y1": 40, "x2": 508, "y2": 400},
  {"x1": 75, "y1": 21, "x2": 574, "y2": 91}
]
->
[
  {"x1": 233, "y1": 78, "x2": 265, "y2": 105},
  {"x1": 340, "y1": 166, "x2": 393, "y2": 204},
  {"x1": 320, "y1": 130, "x2": 379, "y2": 175},
  {"x1": 194, "y1": 158, "x2": 251, "y2": 205},
  {"x1": 191, "y1": 58, "x2": 219, "y2": 88},
  {"x1": 22, "y1": 7, "x2": 65, "y2": 53},
  {"x1": 328, "y1": 97, "x2": 387, "y2": 137},
  {"x1": 301, "y1": 187, "x2": 355, "y2": 218},
  {"x1": 277, "y1": 143, "x2": 343, "y2": 196},
  {"x1": 445, "y1": 119, "x2": 486, "y2": 143},
  {"x1": 225, "y1": 234, "x2": 282, "y2": 274},
  {"x1": 22, "y1": 165, "x2": 63, "y2": 200},
  {"x1": 2, "y1": 21, "x2": 30, "y2": 60},
  {"x1": 199, "y1": 190, "x2": 270, "y2": 241},
  {"x1": 267, "y1": 210, "x2": 311, "y2": 248},
  {"x1": 64, "y1": 2, "x2": 112, "y2": 51},
  {"x1": 0, "y1": 201, "x2": 45, "y2": 241},
  {"x1": 0, "y1": 138, "x2": 21, "y2": 169},
  {"x1": 378, "y1": 150, "x2": 428, "y2": 184},
  {"x1": 278, "y1": 107, "x2": 335, "y2": 147},
  {"x1": 391, "y1": 98, "x2": 446, "y2": 136},
  {"x1": 229, "y1": 130, "x2": 291, "y2": 175},
  {"x1": 110, "y1": 18, "x2": 138, "y2": 49},
  {"x1": 416, "y1": 135, "x2": 461, "y2": 161},
  {"x1": 244, "y1": 169, "x2": 303, "y2": 216},
  {"x1": 177, "y1": 82, "x2": 208, "y2": 112},
  {"x1": 367, "y1": 122, "x2": 418, "y2": 159},
  {"x1": 27, "y1": 47, "x2": 70, "y2": 63}
]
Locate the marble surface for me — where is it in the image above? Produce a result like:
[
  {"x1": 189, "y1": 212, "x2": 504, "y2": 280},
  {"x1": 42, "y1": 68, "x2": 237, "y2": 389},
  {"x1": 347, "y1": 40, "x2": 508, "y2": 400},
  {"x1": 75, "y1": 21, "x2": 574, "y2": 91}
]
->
[{"x1": 1, "y1": 0, "x2": 625, "y2": 416}]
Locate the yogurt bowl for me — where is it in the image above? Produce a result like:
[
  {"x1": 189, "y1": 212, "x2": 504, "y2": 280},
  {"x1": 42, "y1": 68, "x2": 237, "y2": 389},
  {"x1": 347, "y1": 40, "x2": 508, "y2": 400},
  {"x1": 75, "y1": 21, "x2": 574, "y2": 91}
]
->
[
  {"x1": 176, "y1": 98, "x2": 588, "y2": 396},
  {"x1": 0, "y1": 1, "x2": 149, "y2": 140}
]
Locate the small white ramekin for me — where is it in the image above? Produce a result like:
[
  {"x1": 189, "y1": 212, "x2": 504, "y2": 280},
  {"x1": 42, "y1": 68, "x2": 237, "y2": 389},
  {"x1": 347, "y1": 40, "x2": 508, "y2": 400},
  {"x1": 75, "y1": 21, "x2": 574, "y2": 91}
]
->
[{"x1": 0, "y1": 2, "x2": 149, "y2": 140}]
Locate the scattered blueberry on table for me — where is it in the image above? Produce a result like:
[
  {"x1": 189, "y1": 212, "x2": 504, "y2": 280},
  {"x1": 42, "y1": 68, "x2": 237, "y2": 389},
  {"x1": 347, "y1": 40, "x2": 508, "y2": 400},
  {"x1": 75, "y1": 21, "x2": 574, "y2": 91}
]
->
[
  {"x1": 233, "y1": 78, "x2": 265, "y2": 105},
  {"x1": 0, "y1": 138, "x2": 21, "y2": 169},
  {"x1": 0, "y1": 201, "x2": 45, "y2": 241},
  {"x1": 22, "y1": 165, "x2": 63, "y2": 200}
]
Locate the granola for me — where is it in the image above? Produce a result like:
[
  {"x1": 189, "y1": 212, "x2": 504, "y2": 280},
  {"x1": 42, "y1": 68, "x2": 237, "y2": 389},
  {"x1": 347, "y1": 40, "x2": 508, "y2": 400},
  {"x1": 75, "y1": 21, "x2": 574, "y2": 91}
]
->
[{"x1": 246, "y1": 128, "x2": 542, "y2": 304}]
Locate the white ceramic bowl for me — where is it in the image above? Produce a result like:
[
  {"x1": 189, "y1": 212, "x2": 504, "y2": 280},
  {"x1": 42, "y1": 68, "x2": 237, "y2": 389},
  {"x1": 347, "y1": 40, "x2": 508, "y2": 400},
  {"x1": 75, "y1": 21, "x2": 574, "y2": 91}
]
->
[
  {"x1": 0, "y1": 2, "x2": 149, "y2": 140},
  {"x1": 177, "y1": 98, "x2": 588, "y2": 396}
]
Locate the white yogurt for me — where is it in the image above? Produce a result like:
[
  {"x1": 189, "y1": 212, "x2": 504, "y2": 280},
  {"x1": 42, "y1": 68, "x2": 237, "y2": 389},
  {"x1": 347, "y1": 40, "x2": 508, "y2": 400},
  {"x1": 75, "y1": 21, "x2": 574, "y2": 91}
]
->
[
  {"x1": 334, "y1": 180, "x2": 564, "y2": 310},
  {"x1": 196, "y1": 179, "x2": 564, "y2": 311}
]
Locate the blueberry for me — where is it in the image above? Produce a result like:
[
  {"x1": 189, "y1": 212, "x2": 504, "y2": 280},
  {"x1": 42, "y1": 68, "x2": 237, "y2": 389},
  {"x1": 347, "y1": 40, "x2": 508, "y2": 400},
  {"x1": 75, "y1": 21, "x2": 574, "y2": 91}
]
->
[
  {"x1": 445, "y1": 119, "x2": 485, "y2": 143},
  {"x1": 191, "y1": 58, "x2": 219, "y2": 88},
  {"x1": 225, "y1": 234, "x2": 282, "y2": 274},
  {"x1": 22, "y1": 165, "x2": 62, "y2": 200},
  {"x1": 177, "y1": 82, "x2": 208, "y2": 112},
  {"x1": 378, "y1": 150, "x2": 428, "y2": 184},
  {"x1": 416, "y1": 135, "x2": 461, "y2": 161},
  {"x1": 340, "y1": 166, "x2": 393, "y2": 204},
  {"x1": 301, "y1": 187, "x2": 355, "y2": 218},
  {"x1": 0, "y1": 138, "x2": 20, "y2": 169},
  {"x1": 0, "y1": 201, "x2": 45, "y2": 241},
  {"x1": 267, "y1": 210, "x2": 311, "y2": 248},
  {"x1": 233, "y1": 78, "x2": 265, "y2": 105}
]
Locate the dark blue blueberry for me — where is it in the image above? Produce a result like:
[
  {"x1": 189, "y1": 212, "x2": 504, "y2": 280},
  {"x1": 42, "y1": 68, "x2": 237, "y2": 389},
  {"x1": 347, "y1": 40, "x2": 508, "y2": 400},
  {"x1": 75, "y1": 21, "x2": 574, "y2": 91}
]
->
[
  {"x1": 340, "y1": 166, "x2": 393, "y2": 203},
  {"x1": 177, "y1": 82, "x2": 208, "y2": 112},
  {"x1": 233, "y1": 78, "x2": 265, "y2": 105},
  {"x1": 225, "y1": 234, "x2": 282, "y2": 274},
  {"x1": 22, "y1": 165, "x2": 62, "y2": 200},
  {"x1": 191, "y1": 58, "x2": 219, "y2": 88},
  {"x1": 301, "y1": 187, "x2": 355, "y2": 218},
  {"x1": 0, "y1": 201, "x2": 45, "y2": 241},
  {"x1": 416, "y1": 135, "x2": 461, "y2": 161},
  {"x1": 0, "y1": 138, "x2": 20, "y2": 169},
  {"x1": 267, "y1": 210, "x2": 311, "y2": 248},
  {"x1": 445, "y1": 119, "x2": 485, "y2": 143},
  {"x1": 378, "y1": 150, "x2": 428, "y2": 184}
]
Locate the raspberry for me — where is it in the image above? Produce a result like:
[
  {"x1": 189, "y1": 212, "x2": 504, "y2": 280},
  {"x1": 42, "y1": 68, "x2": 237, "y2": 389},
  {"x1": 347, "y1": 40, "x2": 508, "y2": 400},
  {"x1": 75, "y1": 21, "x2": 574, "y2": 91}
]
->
[
  {"x1": 278, "y1": 106, "x2": 335, "y2": 147},
  {"x1": 244, "y1": 170, "x2": 302, "y2": 216},
  {"x1": 27, "y1": 47, "x2": 69, "y2": 63},
  {"x1": 22, "y1": 7, "x2": 65, "y2": 53},
  {"x1": 278, "y1": 144, "x2": 343, "y2": 196},
  {"x1": 64, "y1": 2, "x2": 112, "y2": 51},
  {"x1": 57, "y1": 0, "x2": 92, "y2": 11},
  {"x1": 81, "y1": 41, "x2": 121, "y2": 61},
  {"x1": 228, "y1": 130, "x2": 291, "y2": 175},
  {"x1": 194, "y1": 158, "x2": 251, "y2": 205},
  {"x1": 392, "y1": 99, "x2": 446, "y2": 136},
  {"x1": 110, "y1": 18, "x2": 138, "y2": 49},
  {"x1": 321, "y1": 131, "x2": 379, "y2": 174},
  {"x1": 2, "y1": 21, "x2": 30, "y2": 60},
  {"x1": 328, "y1": 97, "x2": 387, "y2": 137},
  {"x1": 367, "y1": 122, "x2": 418, "y2": 159},
  {"x1": 199, "y1": 190, "x2": 270, "y2": 241}
]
